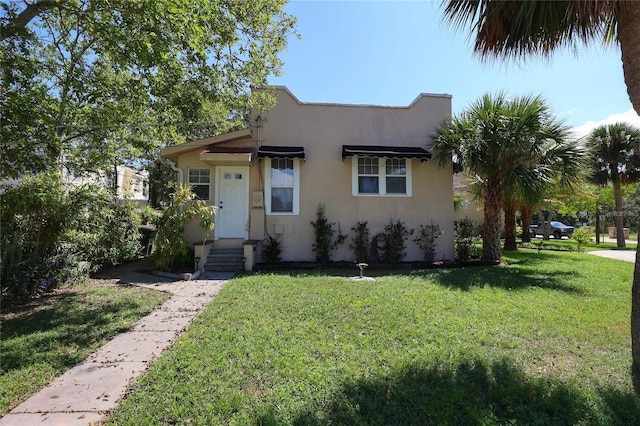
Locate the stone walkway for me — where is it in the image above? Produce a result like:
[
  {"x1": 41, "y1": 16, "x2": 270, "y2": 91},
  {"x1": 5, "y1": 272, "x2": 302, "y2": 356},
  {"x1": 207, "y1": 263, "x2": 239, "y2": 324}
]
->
[{"x1": 1, "y1": 269, "x2": 233, "y2": 426}]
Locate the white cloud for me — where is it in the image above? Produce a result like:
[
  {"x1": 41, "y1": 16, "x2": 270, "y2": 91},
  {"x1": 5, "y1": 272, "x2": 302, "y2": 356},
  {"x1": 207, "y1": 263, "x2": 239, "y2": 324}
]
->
[{"x1": 571, "y1": 109, "x2": 640, "y2": 139}]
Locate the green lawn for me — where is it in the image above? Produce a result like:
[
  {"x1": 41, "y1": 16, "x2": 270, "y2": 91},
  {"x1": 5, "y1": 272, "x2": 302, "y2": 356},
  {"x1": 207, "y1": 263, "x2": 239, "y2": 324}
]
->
[
  {"x1": 0, "y1": 280, "x2": 168, "y2": 416},
  {"x1": 107, "y1": 250, "x2": 639, "y2": 425},
  {"x1": 527, "y1": 236, "x2": 637, "y2": 252}
]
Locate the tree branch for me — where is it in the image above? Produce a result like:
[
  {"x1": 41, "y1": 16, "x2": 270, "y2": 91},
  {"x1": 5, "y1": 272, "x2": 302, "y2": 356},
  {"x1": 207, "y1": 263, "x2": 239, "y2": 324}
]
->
[{"x1": 1, "y1": 1, "x2": 66, "y2": 41}]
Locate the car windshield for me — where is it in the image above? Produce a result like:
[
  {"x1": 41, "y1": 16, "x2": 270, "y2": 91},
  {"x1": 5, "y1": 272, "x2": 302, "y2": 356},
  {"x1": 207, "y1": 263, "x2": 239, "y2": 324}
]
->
[{"x1": 550, "y1": 221, "x2": 566, "y2": 227}]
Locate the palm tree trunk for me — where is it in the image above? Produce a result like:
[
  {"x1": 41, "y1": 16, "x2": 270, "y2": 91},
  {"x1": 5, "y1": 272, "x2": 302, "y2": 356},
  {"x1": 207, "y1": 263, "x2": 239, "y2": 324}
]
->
[
  {"x1": 521, "y1": 206, "x2": 533, "y2": 243},
  {"x1": 619, "y1": 1, "x2": 640, "y2": 373},
  {"x1": 618, "y1": 2, "x2": 640, "y2": 114},
  {"x1": 613, "y1": 180, "x2": 626, "y2": 248},
  {"x1": 633, "y1": 240, "x2": 640, "y2": 371},
  {"x1": 482, "y1": 181, "x2": 502, "y2": 261},
  {"x1": 503, "y1": 204, "x2": 517, "y2": 251}
]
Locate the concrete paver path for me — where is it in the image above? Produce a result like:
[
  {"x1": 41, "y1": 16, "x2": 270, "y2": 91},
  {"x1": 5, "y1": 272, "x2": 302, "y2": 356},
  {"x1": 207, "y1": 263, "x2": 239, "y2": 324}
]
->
[{"x1": 1, "y1": 270, "x2": 232, "y2": 426}]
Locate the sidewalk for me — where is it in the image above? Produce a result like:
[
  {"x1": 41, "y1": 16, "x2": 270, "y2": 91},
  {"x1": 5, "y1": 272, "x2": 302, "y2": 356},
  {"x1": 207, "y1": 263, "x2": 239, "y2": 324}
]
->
[
  {"x1": 589, "y1": 250, "x2": 637, "y2": 263},
  {"x1": 0, "y1": 268, "x2": 233, "y2": 426},
  {"x1": 587, "y1": 237, "x2": 637, "y2": 263}
]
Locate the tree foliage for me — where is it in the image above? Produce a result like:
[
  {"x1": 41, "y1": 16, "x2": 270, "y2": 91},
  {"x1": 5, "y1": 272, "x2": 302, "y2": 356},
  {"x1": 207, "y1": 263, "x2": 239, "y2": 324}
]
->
[
  {"x1": 0, "y1": 171, "x2": 141, "y2": 305},
  {"x1": 0, "y1": 0, "x2": 296, "y2": 179},
  {"x1": 310, "y1": 203, "x2": 346, "y2": 263},
  {"x1": 587, "y1": 122, "x2": 640, "y2": 247},
  {"x1": 440, "y1": 0, "x2": 640, "y2": 381},
  {"x1": 153, "y1": 184, "x2": 216, "y2": 272},
  {"x1": 440, "y1": 1, "x2": 640, "y2": 114},
  {"x1": 433, "y1": 92, "x2": 580, "y2": 261}
]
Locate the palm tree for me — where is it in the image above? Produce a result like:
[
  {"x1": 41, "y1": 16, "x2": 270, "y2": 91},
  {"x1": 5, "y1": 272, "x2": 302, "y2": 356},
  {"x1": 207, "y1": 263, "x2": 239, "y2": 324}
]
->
[
  {"x1": 587, "y1": 123, "x2": 640, "y2": 248},
  {"x1": 441, "y1": 0, "x2": 640, "y2": 114},
  {"x1": 511, "y1": 139, "x2": 583, "y2": 250},
  {"x1": 433, "y1": 92, "x2": 572, "y2": 261}
]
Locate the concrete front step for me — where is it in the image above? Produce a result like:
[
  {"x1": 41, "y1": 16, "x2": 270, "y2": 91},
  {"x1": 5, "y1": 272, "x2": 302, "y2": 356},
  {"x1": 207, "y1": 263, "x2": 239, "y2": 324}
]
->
[
  {"x1": 207, "y1": 254, "x2": 244, "y2": 262},
  {"x1": 206, "y1": 246, "x2": 244, "y2": 272},
  {"x1": 209, "y1": 248, "x2": 243, "y2": 255},
  {"x1": 205, "y1": 262, "x2": 245, "y2": 272}
]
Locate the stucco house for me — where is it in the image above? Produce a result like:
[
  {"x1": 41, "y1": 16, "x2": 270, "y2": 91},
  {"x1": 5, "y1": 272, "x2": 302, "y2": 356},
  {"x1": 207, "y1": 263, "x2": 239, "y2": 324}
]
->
[{"x1": 161, "y1": 86, "x2": 454, "y2": 271}]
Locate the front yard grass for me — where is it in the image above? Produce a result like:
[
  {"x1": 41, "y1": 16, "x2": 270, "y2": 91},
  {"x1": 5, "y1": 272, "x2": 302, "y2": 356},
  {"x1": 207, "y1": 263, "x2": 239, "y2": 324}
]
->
[
  {"x1": 108, "y1": 250, "x2": 639, "y2": 425},
  {"x1": 527, "y1": 236, "x2": 637, "y2": 252},
  {"x1": 0, "y1": 279, "x2": 169, "y2": 416}
]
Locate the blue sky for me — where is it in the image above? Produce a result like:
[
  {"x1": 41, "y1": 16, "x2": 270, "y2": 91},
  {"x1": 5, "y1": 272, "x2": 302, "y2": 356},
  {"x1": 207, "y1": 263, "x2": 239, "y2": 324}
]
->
[{"x1": 269, "y1": 0, "x2": 639, "y2": 137}]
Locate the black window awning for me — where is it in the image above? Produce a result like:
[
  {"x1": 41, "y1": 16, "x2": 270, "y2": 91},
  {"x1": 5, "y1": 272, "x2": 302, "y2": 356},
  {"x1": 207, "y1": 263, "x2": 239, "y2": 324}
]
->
[
  {"x1": 341, "y1": 145, "x2": 431, "y2": 162},
  {"x1": 258, "y1": 146, "x2": 305, "y2": 160}
]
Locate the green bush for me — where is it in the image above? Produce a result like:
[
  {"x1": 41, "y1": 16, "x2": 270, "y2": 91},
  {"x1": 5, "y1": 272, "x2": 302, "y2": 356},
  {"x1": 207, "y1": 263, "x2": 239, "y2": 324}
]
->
[
  {"x1": 454, "y1": 218, "x2": 479, "y2": 261},
  {"x1": 572, "y1": 228, "x2": 593, "y2": 252},
  {"x1": 140, "y1": 204, "x2": 160, "y2": 225},
  {"x1": 0, "y1": 240, "x2": 82, "y2": 305},
  {"x1": 310, "y1": 203, "x2": 346, "y2": 263},
  {"x1": 65, "y1": 198, "x2": 142, "y2": 267},
  {"x1": 414, "y1": 221, "x2": 442, "y2": 262},
  {"x1": 1, "y1": 172, "x2": 149, "y2": 306},
  {"x1": 384, "y1": 219, "x2": 413, "y2": 265},
  {"x1": 0, "y1": 172, "x2": 90, "y2": 305},
  {"x1": 262, "y1": 234, "x2": 282, "y2": 265},
  {"x1": 349, "y1": 221, "x2": 370, "y2": 263},
  {"x1": 153, "y1": 184, "x2": 216, "y2": 272}
]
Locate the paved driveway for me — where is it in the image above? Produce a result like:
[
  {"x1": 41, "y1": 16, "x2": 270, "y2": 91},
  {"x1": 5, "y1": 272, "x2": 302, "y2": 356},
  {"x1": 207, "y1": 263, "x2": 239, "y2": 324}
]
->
[{"x1": 589, "y1": 250, "x2": 637, "y2": 263}]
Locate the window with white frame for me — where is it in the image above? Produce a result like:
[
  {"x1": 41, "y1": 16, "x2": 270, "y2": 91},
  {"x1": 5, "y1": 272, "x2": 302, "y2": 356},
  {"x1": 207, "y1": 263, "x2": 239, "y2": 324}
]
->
[
  {"x1": 265, "y1": 158, "x2": 300, "y2": 214},
  {"x1": 352, "y1": 157, "x2": 412, "y2": 196},
  {"x1": 188, "y1": 168, "x2": 210, "y2": 200}
]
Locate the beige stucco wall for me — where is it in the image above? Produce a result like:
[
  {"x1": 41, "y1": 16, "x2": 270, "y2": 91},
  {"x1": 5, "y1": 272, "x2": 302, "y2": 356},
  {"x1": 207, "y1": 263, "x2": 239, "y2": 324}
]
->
[
  {"x1": 257, "y1": 87, "x2": 454, "y2": 261},
  {"x1": 168, "y1": 86, "x2": 455, "y2": 262}
]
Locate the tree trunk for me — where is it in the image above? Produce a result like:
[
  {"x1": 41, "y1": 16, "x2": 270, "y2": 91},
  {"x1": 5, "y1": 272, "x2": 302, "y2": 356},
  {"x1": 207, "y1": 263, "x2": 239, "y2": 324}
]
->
[
  {"x1": 503, "y1": 204, "x2": 517, "y2": 251},
  {"x1": 633, "y1": 233, "x2": 640, "y2": 372},
  {"x1": 595, "y1": 210, "x2": 601, "y2": 244},
  {"x1": 613, "y1": 180, "x2": 626, "y2": 248},
  {"x1": 618, "y1": 1, "x2": 640, "y2": 115},
  {"x1": 609, "y1": 0, "x2": 640, "y2": 385},
  {"x1": 482, "y1": 181, "x2": 502, "y2": 261},
  {"x1": 113, "y1": 163, "x2": 119, "y2": 195},
  {"x1": 537, "y1": 211, "x2": 550, "y2": 241},
  {"x1": 521, "y1": 206, "x2": 533, "y2": 243}
]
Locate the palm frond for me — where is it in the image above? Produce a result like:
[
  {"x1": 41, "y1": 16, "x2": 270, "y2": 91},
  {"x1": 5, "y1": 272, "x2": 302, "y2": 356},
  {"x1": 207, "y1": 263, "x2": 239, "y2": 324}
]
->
[{"x1": 441, "y1": 0, "x2": 617, "y2": 62}]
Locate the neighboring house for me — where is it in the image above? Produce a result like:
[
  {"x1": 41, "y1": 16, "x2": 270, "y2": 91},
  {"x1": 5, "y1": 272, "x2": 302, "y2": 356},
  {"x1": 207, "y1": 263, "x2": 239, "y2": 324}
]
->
[
  {"x1": 161, "y1": 86, "x2": 455, "y2": 270},
  {"x1": 64, "y1": 166, "x2": 149, "y2": 203},
  {"x1": 115, "y1": 166, "x2": 149, "y2": 203},
  {"x1": 3, "y1": 166, "x2": 149, "y2": 204}
]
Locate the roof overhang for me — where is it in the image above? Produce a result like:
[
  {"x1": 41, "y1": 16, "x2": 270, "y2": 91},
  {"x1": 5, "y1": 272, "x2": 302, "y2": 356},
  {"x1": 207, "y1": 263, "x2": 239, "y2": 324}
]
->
[
  {"x1": 160, "y1": 128, "x2": 252, "y2": 163},
  {"x1": 199, "y1": 146, "x2": 254, "y2": 165},
  {"x1": 341, "y1": 145, "x2": 431, "y2": 162},
  {"x1": 258, "y1": 145, "x2": 306, "y2": 160}
]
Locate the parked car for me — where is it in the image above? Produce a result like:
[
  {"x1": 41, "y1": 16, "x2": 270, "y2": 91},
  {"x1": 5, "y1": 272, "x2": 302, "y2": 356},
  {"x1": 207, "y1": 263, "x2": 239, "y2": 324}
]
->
[{"x1": 530, "y1": 221, "x2": 574, "y2": 239}]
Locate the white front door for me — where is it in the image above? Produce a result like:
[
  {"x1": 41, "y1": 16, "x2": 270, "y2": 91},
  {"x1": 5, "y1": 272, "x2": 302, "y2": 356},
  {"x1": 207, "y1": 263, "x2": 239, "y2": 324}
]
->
[{"x1": 215, "y1": 166, "x2": 249, "y2": 239}]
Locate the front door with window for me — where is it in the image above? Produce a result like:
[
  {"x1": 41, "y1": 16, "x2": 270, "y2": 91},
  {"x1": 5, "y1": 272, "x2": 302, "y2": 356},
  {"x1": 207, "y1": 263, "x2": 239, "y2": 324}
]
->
[{"x1": 215, "y1": 166, "x2": 249, "y2": 238}]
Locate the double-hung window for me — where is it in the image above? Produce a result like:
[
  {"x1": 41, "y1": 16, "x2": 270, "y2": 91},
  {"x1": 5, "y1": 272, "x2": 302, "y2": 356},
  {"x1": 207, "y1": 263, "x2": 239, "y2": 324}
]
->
[
  {"x1": 265, "y1": 158, "x2": 300, "y2": 215},
  {"x1": 352, "y1": 157, "x2": 411, "y2": 196},
  {"x1": 188, "y1": 168, "x2": 211, "y2": 200}
]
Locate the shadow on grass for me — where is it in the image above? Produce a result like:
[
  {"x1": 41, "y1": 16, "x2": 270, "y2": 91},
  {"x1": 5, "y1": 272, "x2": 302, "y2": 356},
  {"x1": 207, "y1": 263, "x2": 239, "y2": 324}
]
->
[
  {"x1": 249, "y1": 251, "x2": 587, "y2": 294},
  {"x1": 422, "y1": 266, "x2": 583, "y2": 293},
  {"x1": 272, "y1": 358, "x2": 639, "y2": 426},
  {"x1": 0, "y1": 290, "x2": 143, "y2": 375}
]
